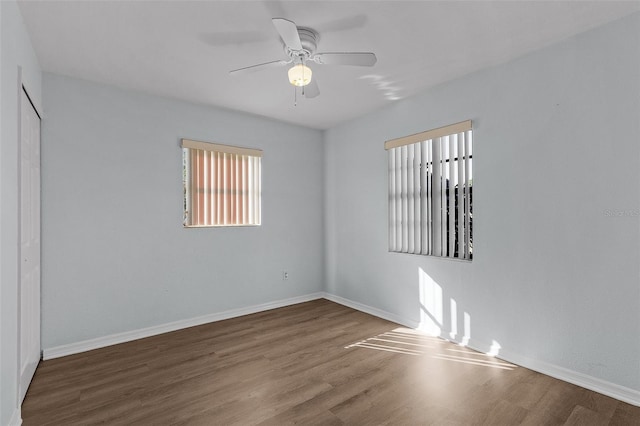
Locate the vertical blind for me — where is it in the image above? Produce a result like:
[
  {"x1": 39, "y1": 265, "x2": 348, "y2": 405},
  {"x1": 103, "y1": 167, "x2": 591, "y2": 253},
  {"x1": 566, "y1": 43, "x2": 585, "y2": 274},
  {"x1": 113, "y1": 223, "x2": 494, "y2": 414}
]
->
[
  {"x1": 384, "y1": 121, "x2": 473, "y2": 260},
  {"x1": 182, "y1": 139, "x2": 262, "y2": 227}
]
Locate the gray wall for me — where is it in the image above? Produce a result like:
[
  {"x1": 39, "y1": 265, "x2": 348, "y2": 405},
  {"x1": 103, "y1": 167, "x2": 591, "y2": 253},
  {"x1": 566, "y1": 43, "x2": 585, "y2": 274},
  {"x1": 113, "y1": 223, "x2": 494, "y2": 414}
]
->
[
  {"x1": 41, "y1": 74, "x2": 324, "y2": 349},
  {"x1": 1, "y1": 0, "x2": 42, "y2": 423},
  {"x1": 325, "y1": 13, "x2": 640, "y2": 390}
]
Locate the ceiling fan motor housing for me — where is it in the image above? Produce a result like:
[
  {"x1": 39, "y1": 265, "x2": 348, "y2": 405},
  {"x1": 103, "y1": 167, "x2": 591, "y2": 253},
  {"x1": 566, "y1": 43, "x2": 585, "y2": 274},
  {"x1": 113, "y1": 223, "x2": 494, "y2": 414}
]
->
[{"x1": 284, "y1": 27, "x2": 319, "y2": 59}]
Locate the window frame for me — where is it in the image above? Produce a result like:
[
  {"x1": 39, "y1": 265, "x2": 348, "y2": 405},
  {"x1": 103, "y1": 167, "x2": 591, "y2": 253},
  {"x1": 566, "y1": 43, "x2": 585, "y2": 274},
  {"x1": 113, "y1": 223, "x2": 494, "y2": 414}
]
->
[{"x1": 385, "y1": 121, "x2": 473, "y2": 260}]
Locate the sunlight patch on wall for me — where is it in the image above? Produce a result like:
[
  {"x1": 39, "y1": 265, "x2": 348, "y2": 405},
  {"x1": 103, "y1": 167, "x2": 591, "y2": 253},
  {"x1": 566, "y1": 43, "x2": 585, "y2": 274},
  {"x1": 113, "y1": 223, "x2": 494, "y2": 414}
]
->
[
  {"x1": 462, "y1": 312, "x2": 471, "y2": 346},
  {"x1": 487, "y1": 340, "x2": 502, "y2": 357},
  {"x1": 418, "y1": 267, "x2": 443, "y2": 336},
  {"x1": 450, "y1": 298, "x2": 458, "y2": 340}
]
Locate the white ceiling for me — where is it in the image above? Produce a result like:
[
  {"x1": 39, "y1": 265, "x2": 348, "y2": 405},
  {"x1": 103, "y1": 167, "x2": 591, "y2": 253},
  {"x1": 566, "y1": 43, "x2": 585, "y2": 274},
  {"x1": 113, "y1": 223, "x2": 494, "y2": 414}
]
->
[{"x1": 18, "y1": 1, "x2": 640, "y2": 130}]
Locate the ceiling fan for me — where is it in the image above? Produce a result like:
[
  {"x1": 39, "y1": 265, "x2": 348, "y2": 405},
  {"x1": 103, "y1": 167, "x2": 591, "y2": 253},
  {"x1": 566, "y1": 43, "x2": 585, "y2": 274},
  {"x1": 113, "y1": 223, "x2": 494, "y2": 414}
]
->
[{"x1": 229, "y1": 18, "x2": 377, "y2": 99}]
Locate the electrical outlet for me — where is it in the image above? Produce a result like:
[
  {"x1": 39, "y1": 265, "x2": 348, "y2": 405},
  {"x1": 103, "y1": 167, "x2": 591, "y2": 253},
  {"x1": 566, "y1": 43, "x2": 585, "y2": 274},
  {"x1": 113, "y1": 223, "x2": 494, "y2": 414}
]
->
[{"x1": 282, "y1": 270, "x2": 289, "y2": 280}]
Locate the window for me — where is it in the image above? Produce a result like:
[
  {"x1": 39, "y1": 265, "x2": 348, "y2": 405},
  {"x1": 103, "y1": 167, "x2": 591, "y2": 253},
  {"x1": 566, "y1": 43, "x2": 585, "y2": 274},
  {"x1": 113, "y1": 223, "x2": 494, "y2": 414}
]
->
[
  {"x1": 385, "y1": 121, "x2": 473, "y2": 260},
  {"x1": 182, "y1": 139, "x2": 262, "y2": 227}
]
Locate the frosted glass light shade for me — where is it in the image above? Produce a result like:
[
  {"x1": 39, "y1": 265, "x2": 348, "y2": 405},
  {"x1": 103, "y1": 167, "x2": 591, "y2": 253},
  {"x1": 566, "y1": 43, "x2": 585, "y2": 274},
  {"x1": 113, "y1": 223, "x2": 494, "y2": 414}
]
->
[{"x1": 288, "y1": 64, "x2": 312, "y2": 87}]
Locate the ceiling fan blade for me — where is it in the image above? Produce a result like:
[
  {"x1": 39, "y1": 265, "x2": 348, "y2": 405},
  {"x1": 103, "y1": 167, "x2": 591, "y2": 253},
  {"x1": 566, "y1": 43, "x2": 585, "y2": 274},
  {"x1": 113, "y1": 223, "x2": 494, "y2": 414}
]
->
[
  {"x1": 304, "y1": 79, "x2": 320, "y2": 99},
  {"x1": 314, "y1": 52, "x2": 377, "y2": 66},
  {"x1": 229, "y1": 59, "x2": 288, "y2": 75},
  {"x1": 272, "y1": 18, "x2": 303, "y2": 51}
]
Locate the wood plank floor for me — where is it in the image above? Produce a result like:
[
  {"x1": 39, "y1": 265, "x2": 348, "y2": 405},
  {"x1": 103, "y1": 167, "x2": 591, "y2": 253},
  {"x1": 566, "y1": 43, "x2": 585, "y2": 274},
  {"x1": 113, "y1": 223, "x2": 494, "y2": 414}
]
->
[{"x1": 22, "y1": 299, "x2": 640, "y2": 425}]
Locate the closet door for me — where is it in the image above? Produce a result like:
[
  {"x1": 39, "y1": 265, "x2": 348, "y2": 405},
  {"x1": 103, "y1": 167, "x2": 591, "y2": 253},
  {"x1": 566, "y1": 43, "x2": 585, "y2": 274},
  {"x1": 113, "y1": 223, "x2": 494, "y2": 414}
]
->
[{"x1": 19, "y1": 87, "x2": 41, "y2": 403}]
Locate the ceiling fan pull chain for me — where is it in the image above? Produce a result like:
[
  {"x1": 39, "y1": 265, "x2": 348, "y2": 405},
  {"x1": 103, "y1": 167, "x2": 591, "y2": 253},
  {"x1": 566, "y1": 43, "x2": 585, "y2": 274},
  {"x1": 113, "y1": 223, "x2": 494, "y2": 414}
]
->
[{"x1": 302, "y1": 59, "x2": 306, "y2": 97}]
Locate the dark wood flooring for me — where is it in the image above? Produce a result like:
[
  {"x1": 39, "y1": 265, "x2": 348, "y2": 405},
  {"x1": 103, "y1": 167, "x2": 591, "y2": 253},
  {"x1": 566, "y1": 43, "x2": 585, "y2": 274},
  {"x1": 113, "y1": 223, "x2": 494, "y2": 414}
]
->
[{"x1": 21, "y1": 299, "x2": 640, "y2": 425}]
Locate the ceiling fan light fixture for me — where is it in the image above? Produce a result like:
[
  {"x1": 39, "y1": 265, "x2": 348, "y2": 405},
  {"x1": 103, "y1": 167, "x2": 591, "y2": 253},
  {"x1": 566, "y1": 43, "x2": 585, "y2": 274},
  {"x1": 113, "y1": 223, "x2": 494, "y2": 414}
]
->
[{"x1": 288, "y1": 64, "x2": 312, "y2": 87}]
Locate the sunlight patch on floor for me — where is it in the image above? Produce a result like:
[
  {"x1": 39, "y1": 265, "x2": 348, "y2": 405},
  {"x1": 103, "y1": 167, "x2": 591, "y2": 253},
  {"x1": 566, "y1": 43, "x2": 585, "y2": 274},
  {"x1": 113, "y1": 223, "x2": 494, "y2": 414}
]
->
[
  {"x1": 345, "y1": 328, "x2": 437, "y2": 355},
  {"x1": 346, "y1": 327, "x2": 517, "y2": 370}
]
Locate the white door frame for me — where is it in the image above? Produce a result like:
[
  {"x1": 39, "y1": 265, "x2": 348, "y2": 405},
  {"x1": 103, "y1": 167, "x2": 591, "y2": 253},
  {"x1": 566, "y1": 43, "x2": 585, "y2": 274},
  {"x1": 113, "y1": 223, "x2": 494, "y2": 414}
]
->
[{"x1": 17, "y1": 67, "x2": 42, "y2": 404}]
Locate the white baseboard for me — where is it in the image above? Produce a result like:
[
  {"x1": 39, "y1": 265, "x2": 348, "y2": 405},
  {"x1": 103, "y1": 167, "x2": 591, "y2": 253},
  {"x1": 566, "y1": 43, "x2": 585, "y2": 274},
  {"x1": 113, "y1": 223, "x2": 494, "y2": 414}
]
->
[
  {"x1": 43, "y1": 292, "x2": 324, "y2": 360},
  {"x1": 321, "y1": 292, "x2": 640, "y2": 407},
  {"x1": 41, "y1": 290, "x2": 639, "y2": 407},
  {"x1": 321, "y1": 292, "x2": 420, "y2": 329},
  {"x1": 9, "y1": 407, "x2": 22, "y2": 426},
  {"x1": 496, "y1": 347, "x2": 640, "y2": 407}
]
